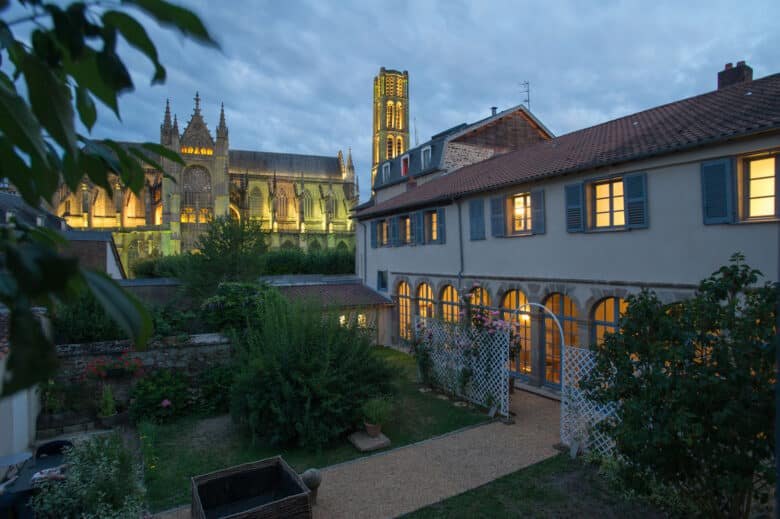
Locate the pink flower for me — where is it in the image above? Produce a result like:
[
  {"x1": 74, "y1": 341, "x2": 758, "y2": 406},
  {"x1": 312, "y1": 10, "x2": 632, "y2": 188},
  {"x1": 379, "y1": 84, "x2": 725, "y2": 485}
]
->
[{"x1": 160, "y1": 399, "x2": 172, "y2": 408}]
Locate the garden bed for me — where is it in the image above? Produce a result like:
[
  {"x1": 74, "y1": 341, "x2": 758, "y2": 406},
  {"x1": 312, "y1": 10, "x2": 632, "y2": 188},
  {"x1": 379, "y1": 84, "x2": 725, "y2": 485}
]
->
[{"x1": 140, "y1": 348, "x2": 488, "y2": 512}]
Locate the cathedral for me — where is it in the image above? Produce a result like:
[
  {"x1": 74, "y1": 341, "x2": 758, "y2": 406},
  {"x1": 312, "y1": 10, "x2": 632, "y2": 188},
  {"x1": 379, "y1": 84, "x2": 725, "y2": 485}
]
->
[{"x1": 52, "y1": 93, "x2": 358, "y2": 273}]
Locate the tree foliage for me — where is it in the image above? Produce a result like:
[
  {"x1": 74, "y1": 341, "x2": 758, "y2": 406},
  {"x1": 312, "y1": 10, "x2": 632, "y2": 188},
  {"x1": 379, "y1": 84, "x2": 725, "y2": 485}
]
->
[
  {"x1": 0, "y1": 1, "x2": 217, "y2": 396},
  {"x1": 581, "y1": 254, "x2": 777, "y2": 518}
]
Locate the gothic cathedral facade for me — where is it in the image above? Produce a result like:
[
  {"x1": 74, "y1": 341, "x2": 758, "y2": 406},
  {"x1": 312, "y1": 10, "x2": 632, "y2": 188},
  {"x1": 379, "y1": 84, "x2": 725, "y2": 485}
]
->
[
  {"x1": 51, "y1": 94, "x2": 358, "y2": 274},
  {"x1": 371, "y1": 68, "x2": 410, "y2": 188}
]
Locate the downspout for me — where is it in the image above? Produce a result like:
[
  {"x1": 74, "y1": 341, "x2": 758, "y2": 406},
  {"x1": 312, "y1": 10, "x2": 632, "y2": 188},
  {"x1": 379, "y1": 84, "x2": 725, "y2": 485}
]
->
[
  {"x1": 456, "y1": 199, "x2": 464, "y2": 294},
  {"x1": 359, "y1": 221, "x2": 368, "y2": 285}
]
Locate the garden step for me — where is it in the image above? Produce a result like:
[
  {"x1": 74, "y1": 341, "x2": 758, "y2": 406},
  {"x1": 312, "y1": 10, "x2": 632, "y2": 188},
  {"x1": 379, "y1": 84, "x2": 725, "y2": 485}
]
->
[{"x1": 348, "y1": 431, "x2": 391, "y2": 452}]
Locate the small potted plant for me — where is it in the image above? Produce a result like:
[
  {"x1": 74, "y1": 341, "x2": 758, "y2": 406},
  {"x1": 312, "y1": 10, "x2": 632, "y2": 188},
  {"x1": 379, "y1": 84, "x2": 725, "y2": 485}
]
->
[
  {"x1": 362, "y1": 396, "x2": 392, "y2": 438},
  {"x1": 98, "y1": 385, "x2": 120, "y2": 428}
]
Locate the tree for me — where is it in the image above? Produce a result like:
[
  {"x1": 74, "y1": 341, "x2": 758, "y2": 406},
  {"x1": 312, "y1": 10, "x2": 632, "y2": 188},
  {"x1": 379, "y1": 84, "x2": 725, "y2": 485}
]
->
[
  {"x1": 581, "y1": 254, "x2": 777, "y2": 518},
  {"x1": 0, "y1": 0, "x2": 217, "y2": 396}
]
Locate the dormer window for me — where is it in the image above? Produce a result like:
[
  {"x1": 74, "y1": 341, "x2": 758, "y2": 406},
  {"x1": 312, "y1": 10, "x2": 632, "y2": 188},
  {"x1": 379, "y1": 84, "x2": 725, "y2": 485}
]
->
[
  {"x1": 401, "y1": 155, "x2": 409, "y2": 177},
  {"x1": 381, "y1": 163, "x2": 390, "y2": 183},
  {"x1": 421, "y1": 146, "x2": 432, "y2": 170}
]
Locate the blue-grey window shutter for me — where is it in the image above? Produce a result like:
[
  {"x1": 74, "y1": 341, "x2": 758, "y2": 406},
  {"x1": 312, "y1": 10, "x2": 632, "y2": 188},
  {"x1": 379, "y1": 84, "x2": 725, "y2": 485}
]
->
[
  {"x1": 565, "y1": 184, "x2": 584, "y2": 232},
  {"x1": 436, "y1": 208, "x2": 446, "y2": 244},
  {"x1": 701, "y1": 158, "x2": 735, "y2": 224},
  {"x1": 490, "y1": 197, "x2": 505, "y2": 237},
  {"x1": 531, "y1": 189, "x2": 545, "y2": 235},
  {"x1": 623, "y1": 173, "x2": 648, "y2": 229},
  {"x1": 415, "y1": 211, "x2": 425, "y2": 244},
  {"x1": 469, "y1": 199, "x2": 485, "y2": 240},
  {"x1": 370, "y1": 220, "x2": 378, "y2": 248},
  {"x1": 390, "y1": 216, "x2": 399, "y2": 246},
  {"x1": 409, "y1": 213, "x2": 416, "y2": 244}
]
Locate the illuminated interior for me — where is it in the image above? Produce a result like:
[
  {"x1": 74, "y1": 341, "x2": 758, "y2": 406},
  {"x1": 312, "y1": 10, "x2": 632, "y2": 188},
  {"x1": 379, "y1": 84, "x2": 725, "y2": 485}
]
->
[
  {"x1": 386, "y1": 102, "x2": 394, "y2": 130},
  {"x1": 425, "y1": 211, "x2": 438, "y2": 242},
  {"x1": 747, "y1": 157, "x2": 776, "y2": 217},
  {"x1": 249, "y1": 187, "x2": 263, "y2": 220},
  {"x1": 594, "y1": 178, "x2": 624, "y2": 228},
  {"x1": 512, "y1": 192, "x2": 532, "y2": 233},
  {"x1": 441, "y1": 285, "x2": 459, "y2": 322},
  {"x1": 398, "y1": 281, "x2": 411, "y2": 340},
  {"x1": 470, "y1": 286, "x2": 491, "y2": 308},
  {"x1": 395, "y1": 102, "x2": 403, "y2": 130},
  {"x1": 386, "y1": 137, "x2": 394, "y2": 159},
  {"x1": 401, "y1": 215, "x2": 411, "y2": 243},
  {"x1": 544, "y1": 293, "x2": 578, "y2": 386},
  {"x1": 180, "y1": 146, "x2": 214, "y2": 156},
  {"x1": 592, "y1": 297, "x2": 628, "y2": 346},
  {"x1": 502, "y1": 290, "x2": 531, "y2": 376},
  {"x1": 417, "y1": 282, "x2": 435, "y2": 319}
]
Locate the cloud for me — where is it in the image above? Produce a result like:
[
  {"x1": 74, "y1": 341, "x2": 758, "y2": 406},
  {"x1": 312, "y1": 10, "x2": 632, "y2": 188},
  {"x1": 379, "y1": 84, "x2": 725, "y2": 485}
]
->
[{"x1": 76, "y1": 0, "x2": 780, "y2": 201}]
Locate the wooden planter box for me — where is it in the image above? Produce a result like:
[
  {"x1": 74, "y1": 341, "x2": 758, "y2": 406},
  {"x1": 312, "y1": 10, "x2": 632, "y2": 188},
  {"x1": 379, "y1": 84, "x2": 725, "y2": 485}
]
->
[{"x1": 191, "y1": 456, "x2": 312, "y2": 519}]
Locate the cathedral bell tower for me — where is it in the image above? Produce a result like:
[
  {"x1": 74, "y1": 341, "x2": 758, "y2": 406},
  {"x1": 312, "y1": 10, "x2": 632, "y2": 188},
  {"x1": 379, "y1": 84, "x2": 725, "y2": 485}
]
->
[{"x1": 371, "y1": 67, "x2": 409, "y2": 188}]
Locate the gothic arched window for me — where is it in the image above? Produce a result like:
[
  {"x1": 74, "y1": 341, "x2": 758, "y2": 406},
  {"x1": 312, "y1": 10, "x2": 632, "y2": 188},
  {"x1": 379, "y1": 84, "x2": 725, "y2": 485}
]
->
[
  {"x1": 386, "y1": 137, "x2": 394, "y2": 159},
  {"x1": 396, "y1": 137, "x2": 403, "y2": 157},
  {"x1": 249, "y1": 187, "x2": 262, "y2": 220},
  {"x1": 303, "y1": 190, "x2": 313, "y2": 219},
  {"x1": 386, "y1": 101, "x2": 394, "y2": 129},
  {"x1": 396, "y1": 101, "x2": 403, "y2": 130},
  {"x1": 276, "y1": 188, "x2": 288, "y2": 218},
  {"x1": 181, "y1": 166, "x2": 212, "y2": 223}
]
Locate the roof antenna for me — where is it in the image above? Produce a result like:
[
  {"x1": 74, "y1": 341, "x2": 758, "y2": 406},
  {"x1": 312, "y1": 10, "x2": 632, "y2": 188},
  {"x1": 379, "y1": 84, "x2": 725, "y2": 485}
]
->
[
  {"x1": 519, "y1": 81, "x2": 530, "y2": 111},
  {"x1": 414, "y1": 117, "x2": 419, "y2": 146}
]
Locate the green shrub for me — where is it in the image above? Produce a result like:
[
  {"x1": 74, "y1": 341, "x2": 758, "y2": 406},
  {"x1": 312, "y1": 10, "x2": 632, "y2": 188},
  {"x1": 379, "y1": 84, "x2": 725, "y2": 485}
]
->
[
  {"x1": 52, "y1": 290, "x2": 127, "y2": 344},
  {"x1": 201, "y1": 282, "x2": 274, "y2": 331},
  {"x1": 98, "y1": 385, "x2": 116, "y2": 418},
  {"x1": 151, "y1": 304, "x2": 206, "y2": 338},
  {"x1": 263, "y1": 248, "x2": 354, "y2": 275},
  {"x1": 194, "y1": 364, "x2": 234, "y2": 415},
  {"x1": 30, "y1": 433, "x2": 144, "y2": 518},
  {"x1": 230, "y1": 295, "x2": 398, "y2": 448},
  {"x1": 581, "y1": 254, "x2": 777, "y2": 519},
  {"x1": 362, "y1": 396, "x2": 393, "y2": 425},
  {"x1": 132, "y1": 253, "x2": 193, "y2": 279},
  {"x1": 130, "y1": 369, "x2": 190, "y2": 424}
]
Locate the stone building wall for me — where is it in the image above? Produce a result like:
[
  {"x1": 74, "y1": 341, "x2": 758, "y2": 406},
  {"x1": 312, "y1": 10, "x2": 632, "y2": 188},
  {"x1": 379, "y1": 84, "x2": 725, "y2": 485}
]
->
[{"x1": 440, "y1": 142, "x2": 495, "y2": 173}]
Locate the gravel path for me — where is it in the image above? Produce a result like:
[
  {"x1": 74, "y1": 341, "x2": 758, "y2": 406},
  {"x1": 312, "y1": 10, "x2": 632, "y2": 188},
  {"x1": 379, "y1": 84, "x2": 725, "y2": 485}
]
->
[
  {"x1": 313, "y1": 391, "x2": 560, "y2": 519},
  {"x1": 153, "y1": 391, "x2": 560, "y2": 519}
]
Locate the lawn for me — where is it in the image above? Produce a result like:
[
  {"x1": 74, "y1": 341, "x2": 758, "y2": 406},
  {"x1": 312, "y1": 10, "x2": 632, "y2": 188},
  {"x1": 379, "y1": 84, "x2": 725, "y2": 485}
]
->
[
  {"x1": 139, "y1": 347, "x2": 488, "y2": 512},
  {"x1": 402, "y1": 454, "x2": 664, "y2": 519}
]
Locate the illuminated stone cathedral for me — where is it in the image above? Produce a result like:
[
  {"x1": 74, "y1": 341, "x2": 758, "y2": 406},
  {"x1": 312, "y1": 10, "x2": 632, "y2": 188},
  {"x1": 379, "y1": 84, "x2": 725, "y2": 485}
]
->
[
  {"x1": 371, "y1": 68, "x2": 409, "y2": 188},
  {"x1": 51, "y1": 93, "x2": 358, "y2": 273}
]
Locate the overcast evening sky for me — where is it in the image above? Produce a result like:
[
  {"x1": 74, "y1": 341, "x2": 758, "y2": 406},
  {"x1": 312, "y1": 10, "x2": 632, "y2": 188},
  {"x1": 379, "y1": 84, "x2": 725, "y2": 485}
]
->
[{"x1": 79, "y1": 0, "x2": 780, "y2": 200}]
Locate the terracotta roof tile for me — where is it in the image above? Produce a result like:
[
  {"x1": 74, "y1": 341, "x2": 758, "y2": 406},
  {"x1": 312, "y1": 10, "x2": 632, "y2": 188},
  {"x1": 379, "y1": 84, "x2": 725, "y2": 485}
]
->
[
  {"x1": 276, "y1": 283, "x2": 393, "y2": 308},
  {"x1": 356, "y1": 73, "x2": 780, "y2": 218}
]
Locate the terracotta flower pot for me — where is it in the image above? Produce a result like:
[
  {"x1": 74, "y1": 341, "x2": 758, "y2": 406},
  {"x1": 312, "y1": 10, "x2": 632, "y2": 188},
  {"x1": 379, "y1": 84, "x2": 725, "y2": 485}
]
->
[{"x1": 364, "y1": 421, "x2": 381, "y2": 438}]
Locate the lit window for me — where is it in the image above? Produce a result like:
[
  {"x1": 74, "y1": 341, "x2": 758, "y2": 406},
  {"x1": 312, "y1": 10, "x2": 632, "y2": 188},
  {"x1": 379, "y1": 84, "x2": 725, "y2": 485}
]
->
[
  {"x1": 425, "y1": 210, "x2": 438, "y2": 242},
  {"x1": 441, "y1": 285, "x2": 459, "y2": 323},
  {"x1": 181, "y1": 207, "x2": 195, "y2": 223},
  {"x1": 511, "y1": 192, "x2": 532, "y2": 234},
  {"x1": 502, "y1": 290, "x2": 531, "y2": 377},
  {"x1": 421, "y1": 147, "x2": 432, "y2": 170},
  {"x1": 417, "y1": 283, "x2": 434, "y2": 319},
  {"x1": 745, "y1": 156, "x2": 776, "y2": 218},
  {"x1": 593, "y1": 178, "x2": 624, "y2": 228},
  {"x1": 357, "y1": 313, "x2": 367, "y2": 328},
  {"x1": 386, "y1": 102, "x2": 394, "y2": 130},
  {"x1": 398, "y1": 281, "x2": 411, "y2": 340},
  {"x1": 386, "y1": 138, "x2": 393, "y2": 159},
  {"x1": 400, "y1": 215, "x2": 411, "y2": 244},
  {"x1": 396, "y1": 137, "x2": 403, "y2": 157},
  {"x1": 592, "y1": 297, "x2": 628, "y2": 347},
  {"x1": 401, "y1": 156, "x2": 409, "y2": 177},
  {"x1": 378, "y1": 220, "x2": 388, "y2": 246},
  {"x1": 543, "y1": 293, "x2": 578, "y2": 387},
  {"x1": 339, "y1": 315, "x2": 347, "y2": 327},
  {"x1": 470, "y1": 286, "x2": 491, "y2": 309}
]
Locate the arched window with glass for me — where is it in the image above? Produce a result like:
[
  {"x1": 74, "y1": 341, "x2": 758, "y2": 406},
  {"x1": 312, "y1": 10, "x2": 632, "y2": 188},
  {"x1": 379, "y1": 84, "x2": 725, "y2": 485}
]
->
[
  {"x1": 502, "y1": 290, "x2": 532, "y2": 379},
  {"x1": 417, "y1": 282, "x2": 435, "y2": 320},
  {"x1": 398, "y1": 282, "x2": 411, "y2": 341},
  {"x1": 396, "y1": 137, "x2": 403, "y2": 157},
  {"x1": 543, "y1": 293, "x2": 578, "y2": 387},
  {"x1": 592, "y1": 297, "x2": 628, "y2": 347},
  {"x1": 386, "y1": 101, "x2": 394, "y2": 129},
  {"x1": 440, "y1": 285, "x2": 460, "y2": 323},
  {"x1": 469, "y1": 286, "x2": 491, "y2": 309},
  {"x1": 386, "y1": 137, "x2": 394, "y2": 159},
  {"x1": 275, "y1": 188, "x2": 288, "y2": 219},
  {"x1": 302, "y1": 190, "x2": 314, "y2": 220},
  {"x1": 396, "y1": 101, "x2": 403, "y2": 130}
]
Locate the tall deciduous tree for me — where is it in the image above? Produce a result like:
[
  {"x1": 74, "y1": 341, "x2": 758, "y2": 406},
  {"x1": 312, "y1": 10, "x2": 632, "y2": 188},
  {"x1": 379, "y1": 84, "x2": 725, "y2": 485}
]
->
[
  {"x1": 0, "y1": 0, "x2": 217, "y2": 396},
  {"x1": 582, "y1": 253, "x2": 777, "y2": 519}
]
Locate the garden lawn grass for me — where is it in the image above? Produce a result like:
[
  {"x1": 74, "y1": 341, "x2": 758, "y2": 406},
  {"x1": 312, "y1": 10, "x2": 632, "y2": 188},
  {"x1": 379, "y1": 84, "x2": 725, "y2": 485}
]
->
[
  {"x1": 402, "y1": 454, "x2": 664, "y2": 519},
  {"x1": 140, "y1": 347, "x2": 487, "y2": 512}
]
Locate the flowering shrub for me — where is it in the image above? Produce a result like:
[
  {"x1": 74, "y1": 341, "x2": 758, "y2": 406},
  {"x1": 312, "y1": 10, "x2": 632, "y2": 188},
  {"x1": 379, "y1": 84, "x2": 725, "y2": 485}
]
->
[
  {"x1": 129, "y1": 369, "x2": 190, "y2": 424},
  {"x1": 82, "y1": 352, "x2": 143, "y2": 380}
]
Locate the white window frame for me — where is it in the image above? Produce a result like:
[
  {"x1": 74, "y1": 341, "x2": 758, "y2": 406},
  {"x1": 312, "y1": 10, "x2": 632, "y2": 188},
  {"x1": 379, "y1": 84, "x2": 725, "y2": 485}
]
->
[
  {"x1": 401, "y1": 154, "x2": 410, "y2": 177},
  {"x1": 421, "y1": 146, "x2": 432, "y2": 170},
  {"x1": 381, "y1": 163, "x2": 390, "y2": 183}
]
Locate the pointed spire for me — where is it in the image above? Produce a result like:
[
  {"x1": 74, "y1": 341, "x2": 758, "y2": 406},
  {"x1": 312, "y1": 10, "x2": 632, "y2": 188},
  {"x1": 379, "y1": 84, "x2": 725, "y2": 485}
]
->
[
  {"x1": 193, "y1": 92, "x2": 201, "y2": 115},
  {"x1": 347, "y1": 147, "x2": 354, "y2": 170},
  {"x1": 162, "y1": 99, "x2": 172, "y2": 130},
  {"x1": 217, "y1": 102, "x2": 228, "y2": 140},
  {"x1": 173, "y1": 114, "x2": 179, "y2": 135}
]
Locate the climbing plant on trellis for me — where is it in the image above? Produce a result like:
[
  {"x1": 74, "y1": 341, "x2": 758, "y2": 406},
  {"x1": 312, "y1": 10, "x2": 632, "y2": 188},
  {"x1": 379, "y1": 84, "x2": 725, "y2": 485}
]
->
[
  {"x1": 561, "y1": 345, "x2": 618, "y2": 457},
  {"x1": 414, "y1": 317, "x2": 510, "y2": 417}
]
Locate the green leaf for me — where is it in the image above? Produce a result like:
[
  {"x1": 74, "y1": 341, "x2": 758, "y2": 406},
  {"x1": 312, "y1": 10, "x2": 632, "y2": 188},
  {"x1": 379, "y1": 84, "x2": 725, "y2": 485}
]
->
[
  {"x1": 0, "y1": 81, "x2": 49, "y2": 169},
  {"x1": 0, "y1": 136, "x2": 37, "y2": 204},
  {"x1": 75, "y1": 85, "x2": 96, "y2": 130},
  {"x1": 82, "y1": 268, "x2": 152, "y2": 351},
  {"x1": 64, "y1": 48, "x2": 120, "y2": 118},
  {"x1": 128, "y1": 146, "x2": 165, "y2": 173},
  {"x1": 103, "y1": 139, "x2": 145, "y2": 192},
  {"x1": 96, "y1": 49, "x2": 134, "y2": 93},
  {"x1": 102, "y1": 10, "x2": 166, "y2": 84},
  {"x1": 140, "y1": 142, "x2": 184, "y2": 165},
  {"x1": 20, "y1": 52, "x2": 78, "y2": 158},
  {"x1": 1, "y1": 308, "x2": 60, "y2": 397},
  {"x1": 123, "y1": 0, "x2": 219, "y2": 48}
]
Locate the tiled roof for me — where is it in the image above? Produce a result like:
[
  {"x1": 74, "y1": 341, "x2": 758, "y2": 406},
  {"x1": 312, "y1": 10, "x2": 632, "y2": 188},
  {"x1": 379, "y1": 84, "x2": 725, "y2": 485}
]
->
[
  {"x1": 229, "y1": 150, "x2": 341, "y2": 177},
  {"x1": 356, "y1": 73, "x2": 780, "y2": 218},
  {"x1": 274, "y1": 282, "x2": 393, "y2": 308}
]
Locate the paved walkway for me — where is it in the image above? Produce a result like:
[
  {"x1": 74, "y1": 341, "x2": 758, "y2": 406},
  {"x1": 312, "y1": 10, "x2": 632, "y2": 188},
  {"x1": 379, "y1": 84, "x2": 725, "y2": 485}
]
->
[{"x1": 155, "y1": 391, "x2": 560, "y2": 519}]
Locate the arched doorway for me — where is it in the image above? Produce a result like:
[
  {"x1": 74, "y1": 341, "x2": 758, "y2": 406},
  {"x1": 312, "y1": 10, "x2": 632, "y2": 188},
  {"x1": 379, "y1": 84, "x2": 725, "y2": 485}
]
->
[
  {"x1": 543, "y1": 293, "x2": 578, "y2": 388},
  {"x1": 502, "y1": 290, "x2": 532, "y2": 380},
  {"x1": 397, "y1": 281, "x2": 411, "y2": 341}
]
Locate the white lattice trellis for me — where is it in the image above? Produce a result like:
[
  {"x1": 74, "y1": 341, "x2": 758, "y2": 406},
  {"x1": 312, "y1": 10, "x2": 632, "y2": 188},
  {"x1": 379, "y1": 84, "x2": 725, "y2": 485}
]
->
[
  {"x1": 561, "y1": 345, "x2": 618, "y2": 457},
  {"x1": 415, "y1": 317, "x2": 510, "y2": 417}
]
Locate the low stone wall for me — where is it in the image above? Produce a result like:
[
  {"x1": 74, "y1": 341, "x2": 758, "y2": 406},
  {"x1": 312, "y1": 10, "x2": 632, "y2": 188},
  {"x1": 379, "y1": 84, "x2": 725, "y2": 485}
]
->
[{"x1": 55, "y1": 333, "x2": 231, "y2": 386}]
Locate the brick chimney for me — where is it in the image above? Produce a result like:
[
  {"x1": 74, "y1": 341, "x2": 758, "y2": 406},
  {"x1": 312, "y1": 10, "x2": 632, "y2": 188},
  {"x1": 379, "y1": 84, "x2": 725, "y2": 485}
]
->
[{"x1": 718, "y1": 61, "x2": 753, "y2": 89}]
